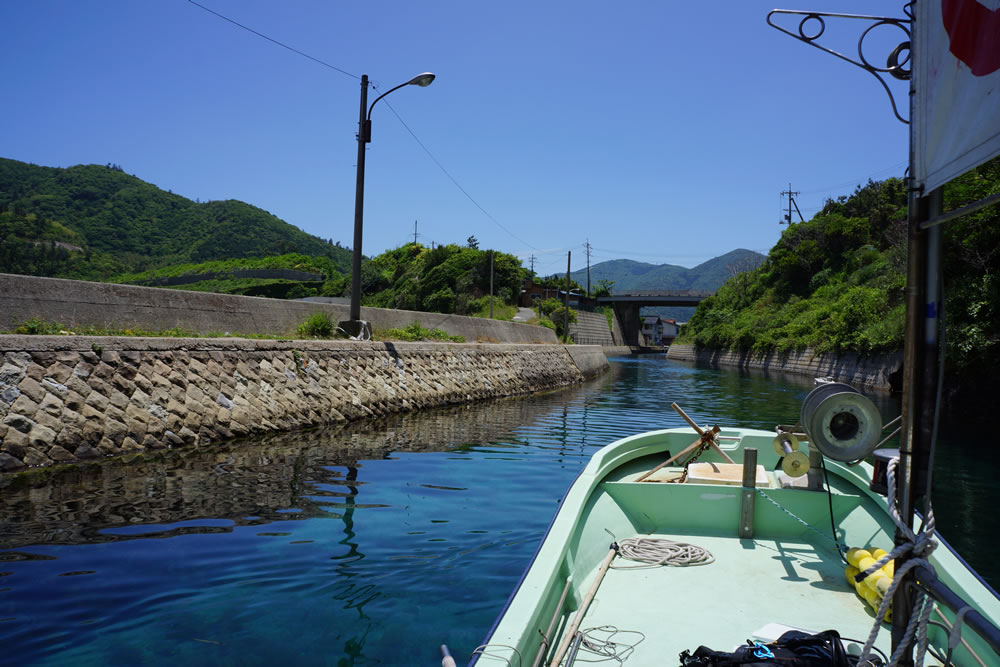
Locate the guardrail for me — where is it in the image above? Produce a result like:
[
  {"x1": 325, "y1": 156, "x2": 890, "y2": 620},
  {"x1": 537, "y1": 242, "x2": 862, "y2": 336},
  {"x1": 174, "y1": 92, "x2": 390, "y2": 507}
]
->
[{"x1": 570, "y1": 336, "x2": 616, "y2": 346}]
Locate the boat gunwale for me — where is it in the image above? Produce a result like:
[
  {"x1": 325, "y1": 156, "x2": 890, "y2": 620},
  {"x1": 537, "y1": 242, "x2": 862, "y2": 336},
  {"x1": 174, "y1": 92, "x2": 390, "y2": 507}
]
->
[{"x1": 472, "y1": 426, "x2": 1000, "y2": 666}]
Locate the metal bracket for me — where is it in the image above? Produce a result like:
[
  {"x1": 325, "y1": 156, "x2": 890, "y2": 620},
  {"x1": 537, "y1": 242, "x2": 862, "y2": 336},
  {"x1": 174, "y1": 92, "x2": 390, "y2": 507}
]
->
[
  {"x1": 739, "y1": 448, "x2": 758, "y2": 539},
  {"x1": 766, "y1": 7, "x2": 912, "y2": 124}
]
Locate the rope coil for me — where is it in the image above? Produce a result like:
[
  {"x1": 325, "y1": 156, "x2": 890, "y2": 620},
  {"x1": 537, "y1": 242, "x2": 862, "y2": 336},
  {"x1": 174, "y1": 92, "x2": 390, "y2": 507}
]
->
[{"x1": 611, "y1": 537, "x2": 714, "y2": 569}]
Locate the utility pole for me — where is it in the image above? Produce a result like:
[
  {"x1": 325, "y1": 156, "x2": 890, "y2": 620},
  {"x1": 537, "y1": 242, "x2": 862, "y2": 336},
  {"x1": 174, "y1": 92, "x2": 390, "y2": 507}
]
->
[
  {"x1": 413, "y1": 220, "x2": 418, "y2": 245},
  {"x1": 529, "y1": 254, "x2": 536, "y2": 277},
  {"x1": 780, "y1": 183, "x2": 804, "y2": 224},
  {"x1": 489, "y1": 250, "x2": 494, "y2": 319},
  {"x1": 564, "y1": 251, "x2": 571, "y2": 343},
  {"x1": 584, "y1": 240, "x2": 592, "y2": 297}
]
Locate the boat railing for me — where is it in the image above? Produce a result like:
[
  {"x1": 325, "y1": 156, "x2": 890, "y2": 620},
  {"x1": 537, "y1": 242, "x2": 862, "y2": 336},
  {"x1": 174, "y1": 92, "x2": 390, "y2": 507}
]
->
[{"x1": 914, "y1": 565, "x2": 1000, "y2": 657}]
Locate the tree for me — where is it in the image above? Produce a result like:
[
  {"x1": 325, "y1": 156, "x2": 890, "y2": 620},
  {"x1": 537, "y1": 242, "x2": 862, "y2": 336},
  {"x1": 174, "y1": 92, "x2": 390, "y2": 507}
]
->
[
  {"x1": 594, "y1": 278, "x2": 615, "y2": 298},
  {"x1": 466, "y1": 235, "x2": 479, "y2": 249}
]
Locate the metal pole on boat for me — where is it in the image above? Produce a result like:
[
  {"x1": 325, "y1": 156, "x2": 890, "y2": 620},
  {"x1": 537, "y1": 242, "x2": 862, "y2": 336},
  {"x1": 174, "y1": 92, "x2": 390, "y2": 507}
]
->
[{"x1": 894, "y1": 182, "x2": 944, "y2": 663}]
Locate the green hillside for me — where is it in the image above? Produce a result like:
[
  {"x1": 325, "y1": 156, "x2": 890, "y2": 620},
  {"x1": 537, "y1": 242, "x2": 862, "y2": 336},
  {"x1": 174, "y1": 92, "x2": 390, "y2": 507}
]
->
[
  {"x1": 568, "y1": 249, "x2": 764, "y2": 294},
  {"x1": 564, "y1": 249, "x2": 764, "y2": 321},
  {"x1": 0, "y1": 158, "x2": 351, "y2": 280},
  {"x1": 678, "y1": 159, "x2": 999, "y2": 410}
]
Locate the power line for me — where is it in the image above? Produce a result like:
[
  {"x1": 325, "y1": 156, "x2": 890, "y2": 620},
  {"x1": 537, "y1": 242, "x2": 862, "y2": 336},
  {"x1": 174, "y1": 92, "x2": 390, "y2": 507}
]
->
[
  {"x1": 186, "y1": 0, "x2": 535, "y2": 253},
  {"x1": 798, "y1": 161, "x2": 908, "y2": 196},
  {"x1": 377, "y1": 97, "x2": 536, "y2": 250},
  {"x1": 185, "y1": 0, "x2": 361, "y2": 80}
]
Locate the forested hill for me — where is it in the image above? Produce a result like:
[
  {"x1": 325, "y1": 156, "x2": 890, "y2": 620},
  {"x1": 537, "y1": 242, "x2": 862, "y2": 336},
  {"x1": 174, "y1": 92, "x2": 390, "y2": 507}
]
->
[
  {"x1": 0, "y1": 158, "x2": 351, "y2": 279},
  {"x1": 678, "y1": 158, "x2": 999, "y2": 410},
  {"x1": 568, "y1": 249, "x2": 765, "y2": 294}
]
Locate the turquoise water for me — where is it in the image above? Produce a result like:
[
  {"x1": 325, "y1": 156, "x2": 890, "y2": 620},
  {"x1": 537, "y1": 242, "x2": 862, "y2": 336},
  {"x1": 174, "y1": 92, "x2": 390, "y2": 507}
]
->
[{"x1": 0, "y1": 356, "x2": 994, "y2": 665}]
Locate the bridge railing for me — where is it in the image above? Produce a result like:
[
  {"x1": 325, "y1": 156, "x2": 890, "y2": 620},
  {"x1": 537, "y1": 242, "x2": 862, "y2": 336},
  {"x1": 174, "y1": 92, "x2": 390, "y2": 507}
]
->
[{"x1": 570, "y1": 335, "x2": 617, "y2": 346}]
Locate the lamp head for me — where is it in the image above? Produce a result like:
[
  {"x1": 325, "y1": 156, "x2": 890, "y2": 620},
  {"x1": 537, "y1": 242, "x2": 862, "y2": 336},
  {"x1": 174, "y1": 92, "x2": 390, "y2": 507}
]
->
[{"x1": 407, "y1": 72, "x2": 436, "y2": 87}]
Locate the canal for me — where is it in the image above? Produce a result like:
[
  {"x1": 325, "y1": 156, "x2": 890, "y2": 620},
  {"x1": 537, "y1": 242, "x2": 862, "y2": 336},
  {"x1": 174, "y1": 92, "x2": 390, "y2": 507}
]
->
[{"x1": 0, "y1": 354, "x2": 995, "y2": 666}]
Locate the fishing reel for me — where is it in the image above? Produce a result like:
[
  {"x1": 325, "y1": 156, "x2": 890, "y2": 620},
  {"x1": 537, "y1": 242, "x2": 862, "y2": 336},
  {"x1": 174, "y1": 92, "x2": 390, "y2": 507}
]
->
[{"x1": 800, "y1": 382, "x2": 883, "y2": 462}]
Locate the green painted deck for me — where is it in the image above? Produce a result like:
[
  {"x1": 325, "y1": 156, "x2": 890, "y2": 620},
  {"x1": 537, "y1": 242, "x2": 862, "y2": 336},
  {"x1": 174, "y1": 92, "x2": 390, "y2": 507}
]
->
[
  {"x1": 476, "y1": 428, "x2": 997, "y2": 667},
  {"x1": 575, "y1": 532, "x2": 892, "y2": 663}
]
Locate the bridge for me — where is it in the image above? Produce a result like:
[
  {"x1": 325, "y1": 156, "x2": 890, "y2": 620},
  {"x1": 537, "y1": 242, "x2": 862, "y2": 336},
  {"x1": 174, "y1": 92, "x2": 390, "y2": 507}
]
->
[{"x1": 597, "y1": 290, "x2": 714, "y2": 347}]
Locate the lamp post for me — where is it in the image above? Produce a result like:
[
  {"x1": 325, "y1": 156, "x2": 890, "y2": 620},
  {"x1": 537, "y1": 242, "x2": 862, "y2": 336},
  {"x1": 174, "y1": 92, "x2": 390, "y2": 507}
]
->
[{"x1": 341, "y1": 72, "x2": 436, "y2": 339}]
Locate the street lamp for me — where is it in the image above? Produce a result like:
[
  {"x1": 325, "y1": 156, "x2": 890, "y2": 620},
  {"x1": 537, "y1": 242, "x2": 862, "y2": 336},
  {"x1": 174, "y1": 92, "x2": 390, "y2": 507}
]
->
[{"x1": 340, "y1": 72, "x2": 436, "y2": 339}]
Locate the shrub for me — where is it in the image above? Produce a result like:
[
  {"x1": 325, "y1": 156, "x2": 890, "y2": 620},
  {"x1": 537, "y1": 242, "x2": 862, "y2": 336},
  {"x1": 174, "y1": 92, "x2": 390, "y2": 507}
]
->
[
  {"x1": 380, "y1": 321, "x2": 464, "y2": 342},
  {"x1": 14, "y1": 318, "x2": 64, "y2": 335},
  {"x1": 298, "y1": 312, "x2": 334, "y2": 338}
]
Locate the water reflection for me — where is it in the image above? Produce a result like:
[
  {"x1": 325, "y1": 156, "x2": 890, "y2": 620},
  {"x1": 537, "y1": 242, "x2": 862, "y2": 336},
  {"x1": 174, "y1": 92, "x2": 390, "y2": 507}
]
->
[
  {"x1": 0, "y1": 355, "x2": 992, "y2": 667},
  {"x1": 0, "y1": 393, "x2": 597, "y2": 551}
]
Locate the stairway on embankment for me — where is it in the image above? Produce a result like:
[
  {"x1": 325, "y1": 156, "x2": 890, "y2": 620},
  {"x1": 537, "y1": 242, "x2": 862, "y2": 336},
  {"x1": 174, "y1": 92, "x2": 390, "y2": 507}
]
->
[{"x1": 569, "y1": 311, "x2": 617, "y2": 346}]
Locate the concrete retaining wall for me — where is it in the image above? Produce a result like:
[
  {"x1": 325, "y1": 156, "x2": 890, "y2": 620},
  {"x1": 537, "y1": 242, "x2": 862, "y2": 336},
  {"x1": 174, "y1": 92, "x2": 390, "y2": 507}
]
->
[
  {"x1": 563, "y1": 345, "x2": 610, "y2": 378},
  {"x1": 666, "y1": 344, "x2": 902, "y2": 391},
  {"x1": 0, "y1": 335, "x2": 604, "y2": 472},
  {"x1": 0, "y1": 273, "x2": 557, "y2": 344}
]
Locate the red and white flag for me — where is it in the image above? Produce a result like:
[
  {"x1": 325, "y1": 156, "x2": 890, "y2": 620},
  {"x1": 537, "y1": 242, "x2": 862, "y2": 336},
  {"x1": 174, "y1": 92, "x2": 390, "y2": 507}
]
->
[{"x1": 913, "y1": 0, "x2": 1000, "y2": 191}]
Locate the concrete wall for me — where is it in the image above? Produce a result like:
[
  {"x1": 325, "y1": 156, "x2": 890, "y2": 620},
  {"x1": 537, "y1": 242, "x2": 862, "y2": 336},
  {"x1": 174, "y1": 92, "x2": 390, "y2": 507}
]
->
[
  {"x1": 0, "y1": 335, "x2": 606, "y2": 472},
  {"x1": 569, "y1": 310, "x2": 616, "y2": 346},
  {"x1": 0, "y1": 273, "x2": 557, "y2": 345},
  {"x1": 666, "y1": 343, "x2": 902, "y2": 391},
  {"x1": 563, "y1": 345, "x2": 610, "y2": 378}
]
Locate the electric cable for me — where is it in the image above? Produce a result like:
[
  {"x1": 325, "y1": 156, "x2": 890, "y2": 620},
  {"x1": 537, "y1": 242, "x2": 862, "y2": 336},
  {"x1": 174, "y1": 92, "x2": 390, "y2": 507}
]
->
[
  {"x1": 185, "y1": 0, "x2": 360, "y2": 80},
  {"x1": 185, "y1": 0, "x2": 532, "y2": 252}
]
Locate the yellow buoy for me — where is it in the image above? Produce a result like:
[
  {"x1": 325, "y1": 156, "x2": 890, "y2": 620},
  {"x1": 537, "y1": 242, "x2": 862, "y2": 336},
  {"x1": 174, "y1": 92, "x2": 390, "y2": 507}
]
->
[
  {"x1": 856, "y1": 556, "x2": 883, "y2": 587},
  {"x1": 846, "y1": 547, "x2": 872, "y2": 568},
  {"x1": 862, "y1": 586, "x2": 881, "y2": 610},
  {"x1": 844, "y1": 565, "x2": 860, "y2": 588},
  {"x1": 871, "y1": 547, "x2": 888, "y2": 561}
]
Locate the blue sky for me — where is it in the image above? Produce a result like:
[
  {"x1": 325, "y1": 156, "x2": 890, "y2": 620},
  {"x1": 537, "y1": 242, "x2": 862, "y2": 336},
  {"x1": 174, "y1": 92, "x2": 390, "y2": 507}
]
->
[{"x1": 3, "y1": 1, "x2": 912, "y2": 277}]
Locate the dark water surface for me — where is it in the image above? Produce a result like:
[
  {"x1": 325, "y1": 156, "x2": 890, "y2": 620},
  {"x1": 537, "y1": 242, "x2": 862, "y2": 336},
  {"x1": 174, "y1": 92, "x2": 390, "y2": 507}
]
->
[{"x1": 0, "y1": 356, "x2": 994, "y2": 665}]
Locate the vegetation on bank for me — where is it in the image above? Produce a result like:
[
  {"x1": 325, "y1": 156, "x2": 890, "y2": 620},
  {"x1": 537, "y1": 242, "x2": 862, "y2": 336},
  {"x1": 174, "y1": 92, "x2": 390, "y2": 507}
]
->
[
  {"x1": 6, "y1": 317, "x2": 284, "y2": 340},
  {"x1": 6, "y1": 314, "x2": 466, "y2": 344},
  {"x1": 678, "y1": 158, "x2": 1000, "y2": 392},
  {"x1": 358, "y1": 241, "x2": 525, "y2": 316},
  {"x1": 377, "y1": 322, "x2": 465, "y2": 343},
  {"x1": 113, "y1": 253, "x2": 348, "y2": 300},
  {"x1": 681, "y1": 178, "x2": 908, "y2": 355}
]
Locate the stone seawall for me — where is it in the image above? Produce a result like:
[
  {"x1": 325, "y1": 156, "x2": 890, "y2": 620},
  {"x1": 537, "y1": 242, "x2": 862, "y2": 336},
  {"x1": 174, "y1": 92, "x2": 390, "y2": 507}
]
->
[
  {"x1": 0, "y1": 336, "x2": 604, "y2": 472},
  {"x1": 666, "y1": 344, "x2": 902, "y2": 391}
]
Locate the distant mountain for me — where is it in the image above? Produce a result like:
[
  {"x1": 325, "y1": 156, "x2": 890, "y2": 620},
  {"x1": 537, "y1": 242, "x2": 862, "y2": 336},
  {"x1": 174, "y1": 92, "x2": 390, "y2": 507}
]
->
[
  {"x1": 567, "y1": 249, "x2": 765, "y2": 321},
  {"x1": 0, "y1": 158, "x2": 351, "y2": 280},
  {"x1": 569, "y1": 249, "x2": 764, "y2": 293}
]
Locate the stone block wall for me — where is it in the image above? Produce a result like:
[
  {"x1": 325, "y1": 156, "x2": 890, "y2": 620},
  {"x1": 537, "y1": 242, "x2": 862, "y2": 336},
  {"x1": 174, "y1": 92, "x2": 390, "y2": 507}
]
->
[
  {"x1": 666, "y1": 344, "x2": 902, "y2": 391},
  {"x1": 0, "y1": 336, "x2": 599, "y2": 472}
]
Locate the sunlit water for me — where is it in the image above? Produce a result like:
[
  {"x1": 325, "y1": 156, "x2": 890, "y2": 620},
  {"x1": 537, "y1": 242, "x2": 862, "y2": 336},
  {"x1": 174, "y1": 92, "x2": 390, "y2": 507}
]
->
[{"x1": 0, "y1": 356, "x2": 995, "y2": 666}]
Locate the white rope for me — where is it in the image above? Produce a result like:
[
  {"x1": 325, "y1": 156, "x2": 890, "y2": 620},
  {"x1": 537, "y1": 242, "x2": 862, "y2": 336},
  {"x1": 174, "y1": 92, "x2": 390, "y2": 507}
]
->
[
  {"x1": 858, "y1": 457, "x2": 938, "y2": 666},
  {"x1": 574, "y1": 626, "x2": 645, "y2": 664},
  {"x1": 611, "y1": 537, "x2": 714, "y2": 569}
]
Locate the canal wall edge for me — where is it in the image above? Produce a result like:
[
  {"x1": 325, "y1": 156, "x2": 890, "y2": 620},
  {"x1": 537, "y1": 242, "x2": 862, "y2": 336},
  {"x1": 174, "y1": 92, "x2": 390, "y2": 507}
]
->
[
  {"x1": 666, "y1": 344, "x2": 902, "y2": 391},
  {"x1": 0, "y1": 273, "x2": 557, "y2": 345},
  {"x1": 0, "y1": 336, "x2": 605, "y2": 472}
]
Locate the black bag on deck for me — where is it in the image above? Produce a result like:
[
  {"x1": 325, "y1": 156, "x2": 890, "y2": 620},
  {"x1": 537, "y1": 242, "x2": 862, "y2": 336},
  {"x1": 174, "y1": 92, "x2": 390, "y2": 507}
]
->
[{"x1": 678, "y1": 630, "x2": 883, "y2": 666}]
